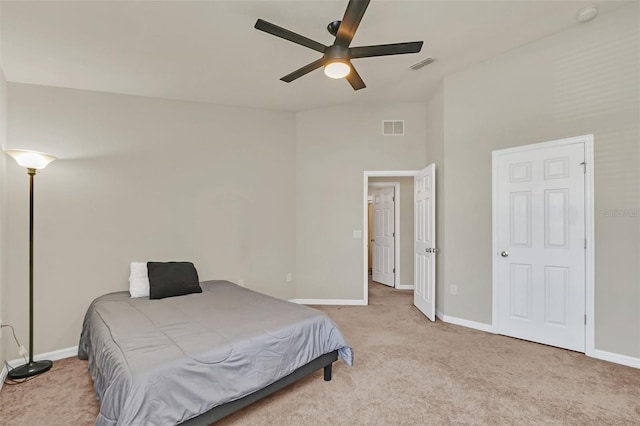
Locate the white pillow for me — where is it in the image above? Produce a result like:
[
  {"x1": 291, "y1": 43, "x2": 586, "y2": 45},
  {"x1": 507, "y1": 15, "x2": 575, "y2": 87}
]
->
[{"x1": 129, "y1": 262, "x2": 150, "y2": 298}]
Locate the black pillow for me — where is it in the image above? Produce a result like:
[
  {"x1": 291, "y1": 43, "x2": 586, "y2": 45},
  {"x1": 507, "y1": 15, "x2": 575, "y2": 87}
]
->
[{"x1": 147, "y1": 261, "x2": 202, "y2": 300}]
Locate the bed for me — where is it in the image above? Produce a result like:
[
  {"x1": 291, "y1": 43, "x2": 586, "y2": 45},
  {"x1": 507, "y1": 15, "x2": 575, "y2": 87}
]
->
[{"x1": 78, "y1": 280, "x2": 353, "y2": 426}]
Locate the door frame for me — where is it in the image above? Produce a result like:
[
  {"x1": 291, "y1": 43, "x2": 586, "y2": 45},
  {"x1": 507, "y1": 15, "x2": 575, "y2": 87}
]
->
[
  {"x1": 369, "y1": 182, "x2": 401, "y2": 289},
  {"x1": 491, "y1": 134, "x2": 595, "y2": 356},
  {"x1": 363, "y1": 170, "x2": 421, "y2": 305}
]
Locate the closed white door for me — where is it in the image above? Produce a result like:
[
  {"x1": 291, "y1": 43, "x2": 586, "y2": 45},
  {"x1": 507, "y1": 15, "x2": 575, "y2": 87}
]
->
[
  {"x1": 372, "y1": 187, "x2": 395, "y2": 287},
  {"x1": 495, "y1": 142, "x2": 585, "y2": 351},
  {"x1": 414, "y1": 164, "x2": 436, "y2": 321}
]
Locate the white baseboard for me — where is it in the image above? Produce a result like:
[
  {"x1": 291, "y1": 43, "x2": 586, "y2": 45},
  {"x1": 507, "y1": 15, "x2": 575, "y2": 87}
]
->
[
  {"x1": 289, "y1": 299, "x2": 367, "y2": 306},
  {"x1": 6, "y1": 345, "x2": 78, "y2": 369},
  {"x1": 0, "y1": 345, "x2": 78, "y2": 392},
  {"x1": 435, "y1": 310, "x2": 494, "y2": 333},
  {"x1": 592, "y1": 349, "x2": 640, "y2": 369},
  {"x1": 434, "y1": 311, "x2": 639, "y2": 370},
  {"x1": 395, "y1": 284, "x2": 414, "y2": 290}
]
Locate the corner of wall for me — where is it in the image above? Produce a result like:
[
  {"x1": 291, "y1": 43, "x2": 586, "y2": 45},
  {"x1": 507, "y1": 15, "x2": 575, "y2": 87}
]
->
[
  {"x1": 425, "y1": 81, "x2": 446, "y2": 315},
  {"x1": 0, "y1": 67, "x2": 8, "y2": 367}
]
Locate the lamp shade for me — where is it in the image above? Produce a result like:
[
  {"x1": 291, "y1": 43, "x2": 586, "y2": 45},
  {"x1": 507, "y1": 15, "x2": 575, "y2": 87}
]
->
[
  {"x1": 4, "y1": 149, "x2": 57, "y2": 170},
  {"x1": 324, "y1": 61, "x2": 351, "y2": 79}
]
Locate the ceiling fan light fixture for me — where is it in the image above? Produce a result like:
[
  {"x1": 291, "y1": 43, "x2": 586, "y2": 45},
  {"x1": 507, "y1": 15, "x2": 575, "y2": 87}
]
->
[{"x1": 324, "y1": 61, "x2": 351, "y2": 79}]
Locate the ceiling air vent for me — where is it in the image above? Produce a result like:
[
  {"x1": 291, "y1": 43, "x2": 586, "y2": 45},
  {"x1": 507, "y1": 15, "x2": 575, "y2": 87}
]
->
[
  {"x1": 382, "y1": 120, "x2": 404, "y2": 136},
  {"x1": 409, "y1": 57, "x2": 435, "y2": 70}
]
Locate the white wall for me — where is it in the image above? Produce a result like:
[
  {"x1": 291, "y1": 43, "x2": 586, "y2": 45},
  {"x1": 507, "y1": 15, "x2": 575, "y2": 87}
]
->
[
  {"x1": 4, "y1": 83, "x2": 297, "y2": 358},
  {"x1": 441, "y1": 4, "x2": 639, "y2": 357},
  {"x1": 0, "y1": 68, "x2": 7, "y2": 366},
  {"x1": 296, "y1": 103, "x2": 426, "y2": 300}
]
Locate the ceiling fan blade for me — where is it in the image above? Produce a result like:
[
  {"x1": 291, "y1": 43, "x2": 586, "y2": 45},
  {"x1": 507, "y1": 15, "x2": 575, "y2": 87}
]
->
[
  {"x1": 350, "y1": 41, "x2": 424, "y2": 59},
  {"x1": 346, "y1": 64, "x2": 366, "y2": 90},
  {"x1": 255, "y1": 19, "x2": 327, "y2": 53},
  {"x1": 280, "y1": 58, "x2": 326, "y2": 82},
  {"x1": 335, "y1": 0, "x2": 370, "y2": 47}
]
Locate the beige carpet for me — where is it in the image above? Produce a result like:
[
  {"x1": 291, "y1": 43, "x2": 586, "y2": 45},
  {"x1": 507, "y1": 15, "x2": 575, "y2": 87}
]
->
[{"x1": 1, "y1": 281, "x2": 639, "y2": 425}]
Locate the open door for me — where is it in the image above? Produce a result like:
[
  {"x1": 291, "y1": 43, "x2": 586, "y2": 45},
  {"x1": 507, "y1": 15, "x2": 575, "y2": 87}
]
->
[
  {"x1": 372, "y1": 187, "x2": 395, "y2": 287},
  {"x1": 414, "y1": 164, "x2": 436, "y2": 321}
]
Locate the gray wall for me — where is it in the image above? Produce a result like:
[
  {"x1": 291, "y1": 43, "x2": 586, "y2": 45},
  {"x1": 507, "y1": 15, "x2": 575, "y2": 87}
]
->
[
  {"x1": 442, "y1": 4, "x2": 639, "y2": 357},
  {"x1": 4, "y1": 83, "x2": 297, "y2": 358},
  {"x1": 296, "y1": 103, "x2": 426, "y2": 300},
  {"x1": 369, "y1": 176, "x2": 414, "y2": 286},
  {"x1": 424, "y1": 83, "x2": 445, "y2": 313},
  {"x1": 0, "y1": 69, "x2": 7, "y2": 366}
]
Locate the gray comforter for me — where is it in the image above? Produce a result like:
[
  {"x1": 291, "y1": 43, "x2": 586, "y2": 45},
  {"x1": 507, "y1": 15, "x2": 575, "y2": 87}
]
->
[{"x1": 78, "y1": 280, "x2": 353, "y2": 426}]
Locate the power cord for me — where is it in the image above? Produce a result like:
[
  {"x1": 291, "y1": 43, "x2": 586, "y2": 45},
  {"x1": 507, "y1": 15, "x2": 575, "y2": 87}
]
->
[{"x1": 1, "y1": 324, "x2": 32, "y2": 385}]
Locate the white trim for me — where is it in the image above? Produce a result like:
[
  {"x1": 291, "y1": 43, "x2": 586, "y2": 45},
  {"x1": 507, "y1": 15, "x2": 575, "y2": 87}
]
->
[
  {"x1": 368, "y1": 182, "x2": 401, "y2": 289},
  {"x1": 289, "y1": 299, "x2": 367, "y2": 306},
  {"x1": 1, "y1": 346, "x2": 78, "y2": 392},
  {"x1": 6, "y1": 345, "x2": 78, "y2": 368},
  {"x1": 435, "y1": 310, "x2": 639, "y2": 370},
  {"x1": 491, "y1": 152, "x2": 499, "y2": 333},
  {"x1": 436, "y1": 310, "x2": 494, "y2": 333},
  {"x1": 583, "y1": 136, "x2": 595, "y2": 357},
  {"x1": 363, "y1": 170, "x2": 420, "y2": 304},
  {"x1": 395, "y1": 284, "x2": 415, "y2": 290},
  {"x1": 0, "y1": 365, "x2": 7, "y2": 391},
  {"x1": 491, "y1": 134, "x2": 595, "y2": 353},
  {"x1": 592, "y1": 350, "x2": 640, "y2": 369}
]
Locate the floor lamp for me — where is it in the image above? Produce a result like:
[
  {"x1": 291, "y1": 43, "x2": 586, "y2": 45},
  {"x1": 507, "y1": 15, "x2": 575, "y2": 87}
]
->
[{"x1": 4, "y1": 149, "x2": 57, "y2": 379}]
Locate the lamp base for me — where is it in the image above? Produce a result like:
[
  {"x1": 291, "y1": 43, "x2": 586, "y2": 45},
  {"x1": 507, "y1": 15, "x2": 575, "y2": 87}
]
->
[{"x1": 7, "y1": 360, "x2": 53, "y2": 380}]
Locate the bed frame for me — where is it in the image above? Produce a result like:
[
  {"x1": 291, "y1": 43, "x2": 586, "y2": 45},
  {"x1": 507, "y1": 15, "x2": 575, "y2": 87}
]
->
[{"x1": 180, "y1": 350, "x2": 339, "y2": 425}]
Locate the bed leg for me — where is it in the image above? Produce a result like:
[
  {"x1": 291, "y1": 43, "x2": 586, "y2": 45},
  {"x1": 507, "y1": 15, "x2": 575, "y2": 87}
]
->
[{"x1": 323, "y1": 363, "x2": 332, "y2": 381}]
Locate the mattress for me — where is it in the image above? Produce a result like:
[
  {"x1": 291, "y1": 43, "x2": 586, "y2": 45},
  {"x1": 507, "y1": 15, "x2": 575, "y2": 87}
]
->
[{"x1": 78, "y1": 280, "x2": 353, "y2": 426}]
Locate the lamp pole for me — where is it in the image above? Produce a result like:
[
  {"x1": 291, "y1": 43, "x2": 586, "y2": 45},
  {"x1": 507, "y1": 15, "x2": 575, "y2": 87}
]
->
[
  {"x1": 28, "y1": 168, "x2": 36, "y2": 364},
  {"x1": 4, "y1": 150, "x2": 55, "y2": 380}
]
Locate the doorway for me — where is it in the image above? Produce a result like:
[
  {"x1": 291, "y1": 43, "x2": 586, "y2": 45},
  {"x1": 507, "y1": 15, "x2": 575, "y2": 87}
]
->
[
  {"x1": 368, "y1": 182, "x2": 399, "y2": 287},
  {"x1": 363, "y1": 169, "x2": 436, "y2": 321},
  {"x1": 492, "y1": 135, "x2": 595, "y2": 353}
]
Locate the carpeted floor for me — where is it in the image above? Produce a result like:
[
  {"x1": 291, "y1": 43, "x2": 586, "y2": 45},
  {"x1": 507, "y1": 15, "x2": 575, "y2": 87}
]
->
[{"x1": 1, "y1": 281, "x2": 639, "y2": 425}]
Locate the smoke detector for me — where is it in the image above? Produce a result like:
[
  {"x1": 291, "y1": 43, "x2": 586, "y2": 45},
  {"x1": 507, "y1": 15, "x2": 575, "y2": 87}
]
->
[{"x1": 577, "y1": 6, "x2": 598, "y2": 23}]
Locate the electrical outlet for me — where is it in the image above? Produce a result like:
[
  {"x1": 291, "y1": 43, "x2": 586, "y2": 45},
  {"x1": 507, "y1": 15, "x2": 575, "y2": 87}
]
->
[
  {"x1": 18, "y1": 345, "x2": 27, "y2": 356},
  {"x1": 286, "y1": 273, "x2": 292, "y2": 282},
  {"x1": 237, "y1": 279, "x2": 244, "y2": 287},
  {"x1": 450, "y1": 284, "x2": 458, "y2": 295}
]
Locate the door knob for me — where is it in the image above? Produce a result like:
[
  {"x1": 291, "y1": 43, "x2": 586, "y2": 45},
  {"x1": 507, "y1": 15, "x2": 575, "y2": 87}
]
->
[{"x1": 500, "y1": 251, "x2": 509, "y2": 258}]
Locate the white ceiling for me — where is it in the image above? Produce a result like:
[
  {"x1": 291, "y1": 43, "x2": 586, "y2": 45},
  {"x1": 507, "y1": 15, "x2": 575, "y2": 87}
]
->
[{"x1": 0, "y1": 1, "x2": 631, "y2": 112}]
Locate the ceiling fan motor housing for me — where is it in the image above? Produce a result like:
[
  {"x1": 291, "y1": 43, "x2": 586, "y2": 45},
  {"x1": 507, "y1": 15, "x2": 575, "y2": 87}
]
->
[{"x1": 324, "y1": 44, "x2": 350, "y2": 62}]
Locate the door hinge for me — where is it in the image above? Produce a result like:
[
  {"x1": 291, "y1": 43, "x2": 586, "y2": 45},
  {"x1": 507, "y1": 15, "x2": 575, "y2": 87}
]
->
[
  {"x1": 584, "y1": 238, "x2": 587, "y2": 249},
  {"x1": 393, "y1": 232, "x2": 395, "y2": 237},
  {"x1": 584, "y1": 314, "x2": 587, "y2": 325},
  {"x1": 393, "y1": 268, "x2": 395, "y2": 273},
  {"x1": 580, "y1": 161, "x2": 587, "y2": 174},
  {"x1": 392, "y1": 196, "x2": 395, "y2": 202}
]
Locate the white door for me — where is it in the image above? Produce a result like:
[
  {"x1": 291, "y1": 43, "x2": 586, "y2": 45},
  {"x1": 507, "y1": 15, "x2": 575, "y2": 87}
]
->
[
  {"x1": 414, "y1": 164, "x2": 436, "y2": 321},
  {"x1": 495, "y1": 142, "x2": 585, "y2": 351},
  {"x1": 372, "y1": 187, "x2": 395, "y2": 287}
]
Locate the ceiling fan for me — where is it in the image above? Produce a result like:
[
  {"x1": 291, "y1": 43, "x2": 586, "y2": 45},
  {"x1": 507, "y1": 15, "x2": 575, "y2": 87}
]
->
[{"x1": 254, "y1": 0, "x2": 423, "y2": 90}]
